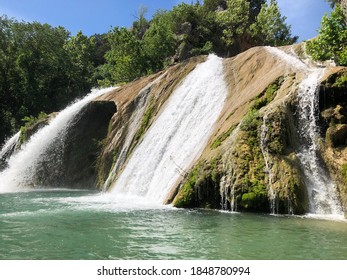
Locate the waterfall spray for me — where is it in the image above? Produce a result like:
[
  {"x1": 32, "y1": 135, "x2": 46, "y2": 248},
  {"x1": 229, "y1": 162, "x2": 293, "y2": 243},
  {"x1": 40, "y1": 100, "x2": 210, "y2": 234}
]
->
[
  {"x1": 266, "y1": 46, "x2": 343, "y2": 217},
  {"x1": 295, "y1": 69, "x2": 343, "y2": 216},
  {"x1": 110, "y1": 54, "x2": 228, "y2": 203},
  {"x1": 0, "y1": 87, "x2": 115, "y2": 193}
]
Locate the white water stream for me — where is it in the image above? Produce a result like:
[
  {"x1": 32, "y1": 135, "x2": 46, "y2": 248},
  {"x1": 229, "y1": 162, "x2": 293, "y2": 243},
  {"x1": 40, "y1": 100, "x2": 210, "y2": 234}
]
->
[
  {"x1": 260, "y1": 114, "x2": 277, "y2": 214},
  {"x1": 266, "y1": 46, "x2": 343, "y2": 217},
  {"x1": 111, "y1": 54, "x2": 228, "y2": 203},
  {"x1": 0, "y1": 87, "x2": 115, "y2": 193},
  {"x1": 296, "y1": 69, "x2": 343, "y2": 216},
  {"x1": 0, "y1": 132, "x2": 20, "y2": 164},
  {"x1": 103, "y1": 74, "x2": 165, "y2": 191}
]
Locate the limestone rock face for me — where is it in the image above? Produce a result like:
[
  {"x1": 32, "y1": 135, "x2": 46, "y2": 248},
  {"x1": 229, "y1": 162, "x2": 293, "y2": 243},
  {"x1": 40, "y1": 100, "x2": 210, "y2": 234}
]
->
[
  {"x1": 95, "y1": 57, "x2": 204, "y2": 189},
  {"x1": 169, "y1": 46, "x2": 346, "y2": 215},
  {"x1": 95, "y1": 45, "x2": 347, "y2": 215}
]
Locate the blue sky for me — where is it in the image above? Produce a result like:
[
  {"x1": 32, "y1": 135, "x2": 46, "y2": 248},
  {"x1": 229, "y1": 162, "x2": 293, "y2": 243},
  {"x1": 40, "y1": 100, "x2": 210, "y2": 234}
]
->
[{"x1": 0, "y1": 0, "x2": 332, "y2": 41}]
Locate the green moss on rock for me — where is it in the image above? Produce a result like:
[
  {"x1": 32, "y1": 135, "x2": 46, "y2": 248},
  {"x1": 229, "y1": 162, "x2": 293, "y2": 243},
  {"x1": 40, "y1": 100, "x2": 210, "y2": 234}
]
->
[
  {"x1": 252, "y1": 78, "x2": 283, "y2": 110},
  {"x1": 173, "y1": 159, "x2": 222, "y2": 209},
  {"x1": 19, "y1": 112, "x2": 48, "y2": 145},
  {"x1": 210, "y1": 124, "x2": 237, "y2": 149}
]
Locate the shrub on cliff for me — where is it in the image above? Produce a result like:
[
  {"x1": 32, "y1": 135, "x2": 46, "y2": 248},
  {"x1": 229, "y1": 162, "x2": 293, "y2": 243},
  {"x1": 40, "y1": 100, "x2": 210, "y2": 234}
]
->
[{"x1": 306, "y1": 4, "x2": 347, "y2": 66}]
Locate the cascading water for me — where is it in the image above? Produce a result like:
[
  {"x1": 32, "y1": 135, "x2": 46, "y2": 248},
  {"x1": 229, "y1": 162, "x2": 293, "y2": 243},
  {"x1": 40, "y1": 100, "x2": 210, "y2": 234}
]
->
[
  {"x1": 296, "y1": 69, "x2": 343, "y2": 216},
  {"x1": 0, "y1": 132, "x2": 20, "y2": 171},
  {"x1": 219, "y1": 125, "x2": 240, "y2": 212},
  {"x1": 0, "y1": 87, "x2": 115, "y2": 193},
  {"x1": 103, "y1": 74, "x2": 165, "y2": 191},
  {"x1": 260, "y1": 113, "x2": 277, "y2": 214},
  {"x1": 266, "y1": 46, "x2": 343, "y2": 217},
  {"x1": 111, "y1": 54, "x2": 227, "y2": 203}
]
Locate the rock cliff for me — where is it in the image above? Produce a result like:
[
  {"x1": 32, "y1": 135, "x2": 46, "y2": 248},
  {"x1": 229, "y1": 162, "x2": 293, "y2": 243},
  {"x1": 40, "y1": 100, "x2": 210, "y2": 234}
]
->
[
  {"x1": 10, "y1": 44, "x2": 345, "y2": 215},
  {"x1": 96, "y1": 44, "x2": 347, "y2": 215}
]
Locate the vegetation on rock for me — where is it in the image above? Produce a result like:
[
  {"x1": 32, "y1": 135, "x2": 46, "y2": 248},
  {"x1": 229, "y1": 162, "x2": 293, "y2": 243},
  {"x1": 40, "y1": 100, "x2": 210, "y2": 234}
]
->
[
  {"x1": 319, "y1": 70, "x2": 347, "y2": 212},
  {"x1": 173, "y1": 158, "x2": 222, "y2": 209},
  {"x1": 19, "y1": 112, "x2": 48, "y2": 145}
]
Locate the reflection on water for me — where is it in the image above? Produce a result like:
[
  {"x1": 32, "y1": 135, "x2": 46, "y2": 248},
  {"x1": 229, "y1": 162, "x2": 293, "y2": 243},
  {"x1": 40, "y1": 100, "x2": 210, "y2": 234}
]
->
[{"x1": 0, "y1": 190, "x2": 347, "y2": 260}]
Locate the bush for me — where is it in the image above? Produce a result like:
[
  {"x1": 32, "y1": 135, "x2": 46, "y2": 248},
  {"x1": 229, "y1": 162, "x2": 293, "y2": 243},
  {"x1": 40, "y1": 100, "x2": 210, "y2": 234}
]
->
[{"x1": 306, "y1": 4, "x2": 347, "y2": 66}]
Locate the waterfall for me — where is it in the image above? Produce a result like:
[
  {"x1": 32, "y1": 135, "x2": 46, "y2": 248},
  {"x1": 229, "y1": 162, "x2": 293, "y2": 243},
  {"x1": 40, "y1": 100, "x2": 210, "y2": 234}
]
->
[
  {"x1": 220, "y1": 160, "x2": 237, "y2": 212},
  {"x1": 0, "y1": 132, "x2": 20, "y2": 171},
  {"x1": 296, "y1": 69, "x2": 343, "y2": 216},
  {"x1": 111, "y1": 54, "x2": 227, "y2": 203},
  {"x1": 103, "y1": 74, "x2": 165, "y2": 191},
  {"x1": 219, "y1": 125, "x2": 241, "y2": 212},
  {"x1": 260, "y1": 114, "x2": 277, "y2": 214},
  {"x1": 265, "y1": 46, "x2": 308, "y2": 71},
  {"x1": 266, "y1": 46, "x2": 343, "y2": 216},
  {"x1": 0, "y1": 87, "x2": 115, "y2": 193}
]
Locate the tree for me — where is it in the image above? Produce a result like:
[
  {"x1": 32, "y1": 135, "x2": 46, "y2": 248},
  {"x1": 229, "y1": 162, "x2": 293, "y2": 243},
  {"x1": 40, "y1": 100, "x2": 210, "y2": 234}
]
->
[
  {"x1": 142, "y1": 11, "x2": 177, "y2": 71},
  {"x1": 216, "y1": 0, "x2": 250, "y2": 50},
  {"x1": 63, "y1": 31, "x2": 96, "y2": 94},
  {"x1": 100, "y1": 27, "x2": 148, "y2": 85},
  {"x1": 306, "y1": 4, "x2": 347, "y2": 66},
  {"x1": 250, "y1": 0, "x2": 298, "y2": 46},
  {"x1": 0, "y1": 17, "x2": 97, "y2": 144},
  {"x1": 326, "y1": 0, "x2": 340, "y2": 7},
  {"x1": 249, "y1": 0, "x2": 266, "y2": 21},
  {"x1": 132, "y1": 6, "x2": 150, "y2": 39}
]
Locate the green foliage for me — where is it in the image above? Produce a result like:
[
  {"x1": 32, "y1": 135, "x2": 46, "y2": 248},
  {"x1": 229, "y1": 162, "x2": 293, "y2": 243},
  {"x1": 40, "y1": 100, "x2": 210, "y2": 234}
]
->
[
  {"x1": 173, "y1": 165, "x2": 199, "y2": 208},
  {"x1": 133, "y1": 103, "x2": 155, "y2": 144},
  {"x1": 210, "y1": 124, "x2": 236, "y2": 149},
  {"x1": 240, "y1": 108, "x2": 261, "y2": 131},
  {"x1": 63, "y1": 31, "x2": 96, "y2": 90},
  {"x1": 250, "y1": 0, "x2": 298, "y2": 46},
  {"x1": 252, "y1": 79, "x2": 281, "y2": 110},
  {"x1": 216, "y1": 0, "x2": 250, "y2": 47},
  {"x1": 142, "y1": 11, "x2": 177, "y2": 71},
  {"x1": 342, "y1": 164, "x2": 347, "y2": 184},
  {"x1": 333, "y1": 74, "x2": 347, "y2": 87},
  {"x1": 240, "y1": 183, "x2": 267, "y2": 210},
  {"x1": 102, "y1": 27, "x2": 148, "y2": 85},
  {"x1": 326, "y1": 0, "x2": 341, "y2": 8},
  {"x1": 19, "y1": 112, "x2": 47, "y2": 144},
  {"x1": 173, "y1": 158, "x2": 221, "y2": 208},
  {"x1": 0, "y1": 16, "x2": 98, "y2": 144},
  {"x1": 306, "y1": 4, "x2": 347, "y2": 66}
]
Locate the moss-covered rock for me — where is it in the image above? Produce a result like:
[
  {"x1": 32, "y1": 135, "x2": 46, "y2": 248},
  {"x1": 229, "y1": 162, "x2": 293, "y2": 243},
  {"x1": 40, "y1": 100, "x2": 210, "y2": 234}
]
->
[
  {"x1": 173, "y1": 158, "x2": 222, "y2": 209},
  {"x1": 19, "y1": 112, "x2": 50, "y2": 145},
  {"x1": 318, "y1": 69, "x2": 347, "y2": 214}
]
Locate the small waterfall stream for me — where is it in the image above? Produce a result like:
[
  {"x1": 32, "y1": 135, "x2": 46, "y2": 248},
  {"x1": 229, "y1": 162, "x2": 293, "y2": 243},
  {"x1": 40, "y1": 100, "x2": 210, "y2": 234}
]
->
[
  {"x1": 260, "y1": 113, "x2": 277, "y2": 214},
  {"x1": 103, "y1": 74, "x2": 166, "y2": 191},
  {"x1": 219, "y1": 125, "x2": 241, "y2": 212},
  {"x1": 0, "y1": 132, "x2": 20, "y2": 170},
  {"x1": 296, "y1": 69, "x2": 343, "y2": 216},
  {"x1": 0, "y1": 87, "x2": 115, "y2": 192},
  {"x1": 266, "y1": 46, "x2": 343, "y2": 216},
  {"x1": 111, "y1": 54, "x2": 228, "y2": 203}
]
